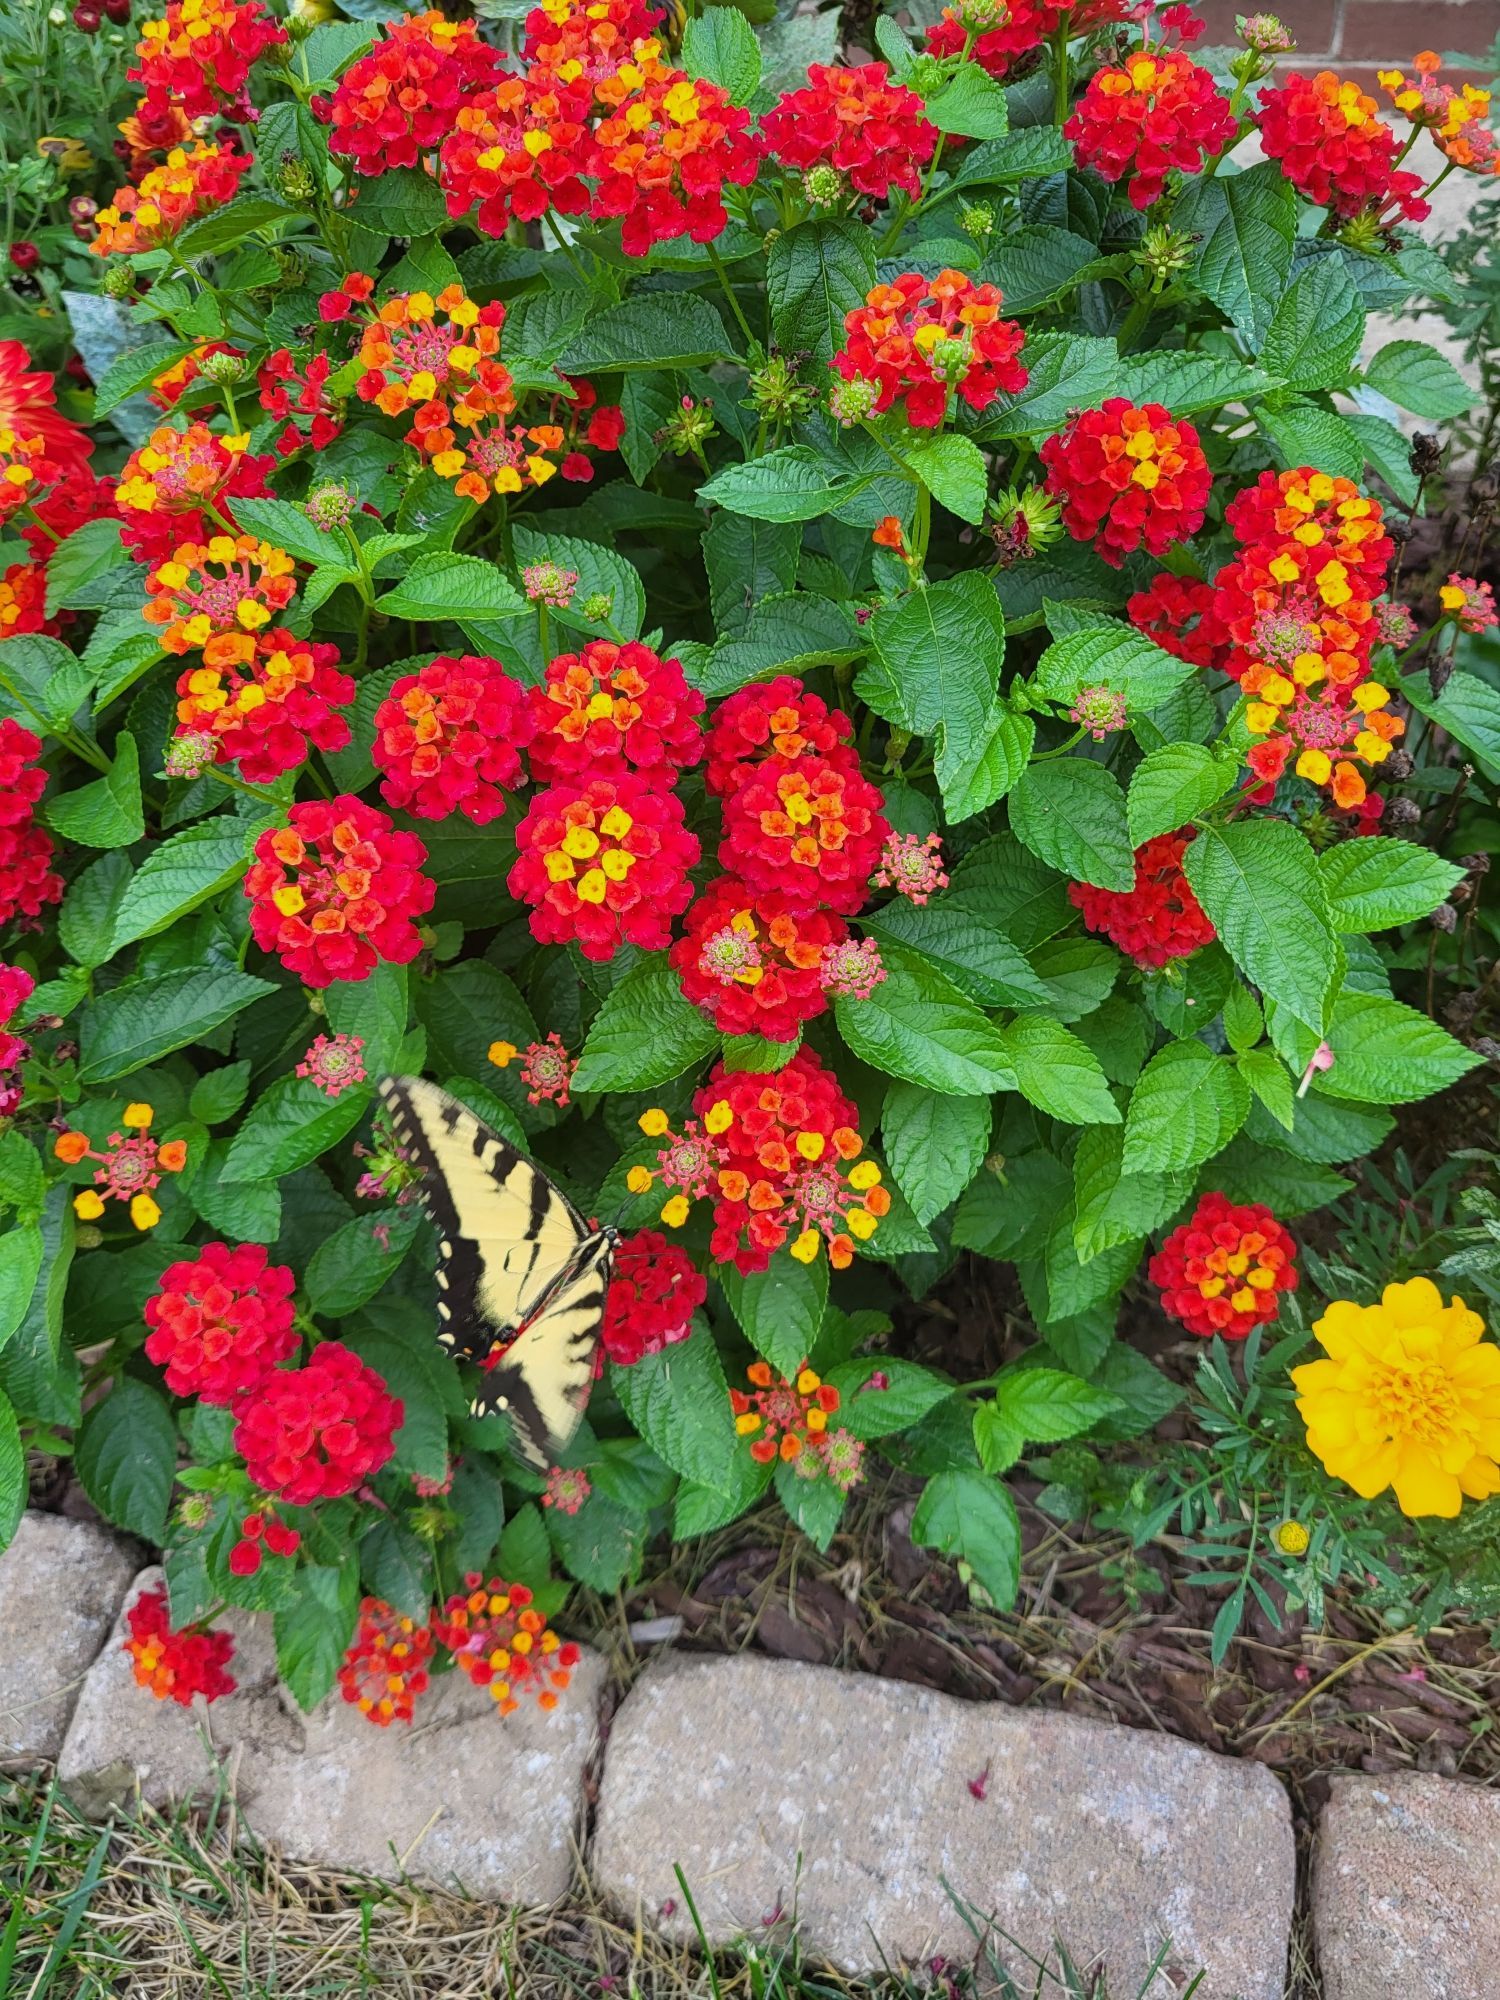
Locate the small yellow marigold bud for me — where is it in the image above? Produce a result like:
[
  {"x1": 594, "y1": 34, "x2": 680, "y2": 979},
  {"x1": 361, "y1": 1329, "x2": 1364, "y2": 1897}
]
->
[{"x1": 1273, "y1": 1518, "x2": 1310, "y2": 1556}]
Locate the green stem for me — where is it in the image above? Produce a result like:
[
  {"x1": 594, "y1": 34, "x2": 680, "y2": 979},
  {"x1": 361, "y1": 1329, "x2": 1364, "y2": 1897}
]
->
[
  {"x1": 0, "y1": 672, "x2": 110, "y2": 772},
  {"x1": 706, "y1": 240, "x2": 756, "y2": 351},
  {"x1": 1050, "y1": 21, "x2": 1071, "y2": 127},
  {"x1": 544, "y1": 210, "x2": 593, "y2": 290},
  {"x1": 206, "y1": 765, "x2": 285, "y2": 809},
  {"x1": 537, "y1": 602, "x2": 551, "y2": 666}
]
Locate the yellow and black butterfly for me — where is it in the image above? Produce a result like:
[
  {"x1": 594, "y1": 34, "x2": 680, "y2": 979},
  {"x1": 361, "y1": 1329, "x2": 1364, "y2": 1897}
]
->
[{"x1": 377, "y1": 1075, "x2": 615, "y2": 1467}]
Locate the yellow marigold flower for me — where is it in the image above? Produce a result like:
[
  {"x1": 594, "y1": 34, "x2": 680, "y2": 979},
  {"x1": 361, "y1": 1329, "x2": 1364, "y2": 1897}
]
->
[{"x1": 1291, "y1": 1278, "x2": 1500, "y2": 1518}]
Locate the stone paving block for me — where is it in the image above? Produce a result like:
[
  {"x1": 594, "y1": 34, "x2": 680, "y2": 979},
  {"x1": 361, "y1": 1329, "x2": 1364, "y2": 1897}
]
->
[
  {"x1": 0, "y1": 1511, "x2": 136, "y2": 1765},
  {"x1": 593, "y1": 1653, "x2": 1294, "y2": 1996},
  {"x1": 1314, "y1": 1772, "x2": 1500, "y2": 2000},
  {"x1": 59, "y1": 1568, "x2": 607, "y2": 1905}
]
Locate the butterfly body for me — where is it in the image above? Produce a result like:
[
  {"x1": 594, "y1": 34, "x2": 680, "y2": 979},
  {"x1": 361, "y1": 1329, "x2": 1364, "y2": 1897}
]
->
[{"x1": 377, "y1": 1075, "x2": 614, "y2": 1466}]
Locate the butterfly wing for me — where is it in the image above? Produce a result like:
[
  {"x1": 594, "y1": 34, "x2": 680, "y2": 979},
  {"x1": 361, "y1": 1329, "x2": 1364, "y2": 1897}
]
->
[
  {"x1": 473, "y1": 1231, "x2": 615, "y2": 1466},
  {"x1": 378, "y1": 1075, "x2": 590, "y2": 1365}
]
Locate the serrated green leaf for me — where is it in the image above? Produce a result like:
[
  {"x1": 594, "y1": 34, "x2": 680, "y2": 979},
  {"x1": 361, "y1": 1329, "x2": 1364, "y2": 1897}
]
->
[
  {"x1": 46, "y1": 733, "x2": 143, "y2": 850},
  {"x1": 1009, "y1": 759, "x2": 1134, "y2": 892},
  {"x1": 1072, "y1": 1125, "x2": 1188, "y2": 1263},
  {"x1": 222, "y1": 1076, "x2": 373, "y2": 1181},
  {"x1": 766, "y1": 218, "x2": 875, "y2": 364},
  {"x1": 882, "y1": 1082, "x2": 991, "y2": 1226},
  {"x1": 1174, "y1": 160, "x2": 1296, "y2": 344},
  {"x1": 1363, "y1": 339, "x2": 1474, "y2": 419},
  {"x1": 720, "y1": 1257, "x2": 827, "y2": 1378},
  {"x1": 375, "y1": 553, "x2": 524, "y2": 621},
  {"x1": 107, "y1": 816, "x2": 260, "y2": 957},
  {"x1": 80, "y1": 967, "x2": 277, "y2": 1082},
  {"x1": 1262, "y1": 258, "x2": 1364, "y2": 393},
  {"x1": 611, "y1": 1319, "x2": 739, "y2": 1495},
  {"x1": 1319, "y1": 838, "x2": 1465, "y2": 932},
  {"x1": 572, "y1": 955, "x2": 720, "y2": 1092},
  {"x1": 680, "y1": 4, "x2": 761, "y2": 99},
  {"x1": 910, "y1": 1468, "x2": 1020, "y2": 1607},
  {"x1": 1001, "y1": 1011, "x2": 1119, "y2": 1126},
  {"x1": 1127, "y1": 744, "x2": 1235, "y2": 847},
  {"x1": 1123, "y1": 1040, "x2": 1251, "y2": 1175},
  {"x1": 560, "y1": 294, "x2": 734, "y2": 371},
  {"x1": 834, "y1": 945, "x2": 1017, "y2": 1095},
  {"x1": 75, "y1": 1378, "x2": 175, "y2": 1540},
  {"x1": 1183, "y1": 820, "x2": 1335, "y2": 1034}
]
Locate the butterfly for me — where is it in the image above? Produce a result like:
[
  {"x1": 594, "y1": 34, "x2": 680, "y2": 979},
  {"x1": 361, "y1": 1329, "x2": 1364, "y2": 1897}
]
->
[{"x1": 376, "y1": 1075, "x2": 616, "y2": 1468}]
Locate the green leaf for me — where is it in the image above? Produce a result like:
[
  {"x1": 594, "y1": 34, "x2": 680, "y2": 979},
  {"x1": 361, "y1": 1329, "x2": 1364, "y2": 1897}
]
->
[
  {"x1": 1207, "y1": 1136, "x2": 1352, "y2": 1216},
  {"x1": 496, "y1": 1503, "x2": 552, "y2": 1591},
  {"x1": 547, "y1": 1487, "x2": 648, "y2": 1591},
  {"x1": 189, "y1": 1063, "x2": 252, "y2": 1125},
  {"x1": 44, "y1": 518, "x2": 131, "y2": 614},
  {"x1": 1127, "y1": 744, "x2": 1235, "y2": 847},
  {"x1": 611, "y1": 1319, "x2": 740, "y2": 1495},
  {"x1": 898, "y1": 433, "x2": 989, "y2": 525},
  {"x1": 824, "y1": 1356, "x2": 953, "y2": 1438},
  {"x1": 1072, "y1": 1124, "x2": 1189, "y2": 1263},
  {"x1": 91, "y1": 337, "x2": 188, "y2": 419},
  {"x1": 0, "y1": 1225, "x2": 43, "y2": 1353},
  {"x1": 704, "y1": 514, "x2": 801, "y2": 639},
  {"x1": 1183, "y1": 820, "x2": 1335, "y2": 1034},
  {"x1": 882, "y1": 1082, "x2": 991, "y2": 1225},
  {"x1": 58, "y1": 850, "x2": 133, "y2": 969},
  {"x1": 974, "y1": 331, "x2": 1118, "y2": 440},
  {"x1": 1001, "y1": 1012, "x2": 1120, "y2": 1126},
  {"x1": 324, "y1": 963, "x2": 410, "y2": 1078},
  {"x1": 274, "y1": 1562, "x2": 359, "y2": 1713},
  {"x1": 348, "y1": 165, "x2": 448, "y2": 236},
  {"x1": 834, "y1": 944, "x2": 1017, "y2": 1095},
  {"x1": 306, "y1": 1208, "x2": 422, "y2": 1317},
  {"x1": 106, "y1": 816, "x2": 260, "y2": 957},
  {"x1": 1114, "y1": 352, "x2": 1277, "y2": 416},
  {"x1": 982, "y1": 227, "x2": 1101, "y2": 312},
  {"x1": 0, "y1": 1387, "x2": 23, "y2": 1551},
  {"x1": 0, "y1": 1134, "x2": 44, "y2": 1216},
  {"x1": 1319, "y1": 838, "x2": 1465, "y2": 932},
  {"x1": 1033, "y1": 615, "x2": 1193, "y2": 714},
  {"x1": 766, "y1": 218, "x2": 875, "y2": 364},
  {"x1": 375, "y1": 553, "x2": 525, "y2": 621},
  {"x1": 511, "y1": 525, "x2": 645, "y2": 642},
  {"x1": 946, "y1": 831, "x2": 1071, "y2": 949},
  {"x1": 1009, "y1": 759, "x2": 1134, "y2": 892},
  {"x1": 910, "y1": 1468, "x2": 1021, "y2": 1608},
  {"x1": 944, "y1": 126, "x2": 1072, "y2": 192},
  {"x1": 773, "y1": 1457, "x2": 846, "y2": 1552},
  {"x1": 1238, "y1": 1046, "x2": 1295, "y2": 1130},
  {"x1": 222, "y1": 1076, "x2": 373, "y2": 1182},
  {"x1": 1306, "y1": 991, "x2": 1482, "y2": 1105},
  {"x1": 681, "y1": 4, "x2": 761, "y2": 99},
  {"x1": 175, "y1": 194, "x2": 296, "y2": 255},
  {"x1": 721, "y1": 1257, "x2": 827, "y2": 1378},
  {"x1": 1259, "y1": 400, "x2": 1366, "y2": 481},
  {"x1": 1262, "y1": 259, "x2": 1365, "y2": 393},
  {"x1": 79, "y1": 967, "x2": 277, "y2": 1083},
  {"x1": 860, "y1": 901, "x2": 1052, "y2": 1008},
  {"x1": 46, "y1": 733, "x2": 143, "y2": 850},
  {"x1": 572, "y1": 955, "x2": 720, "y2": 1092},
  {"x1": 359, "y1": 1517, "x2": 432, "y2": 1620},
  {"x1": 860, "y1": 576, "x2": 1005, "y2": 755},
  {"x1": 696, "y1": 592, "x2": 863, "y2": 697},
  {"x1": 560, "y1": 294, "x2": 733, "y2": 371},
  {"x1": 1401, "y1": 669, "x2": 1500, "y2": 784},
  {"x1": 923, "y1": 60, "x2": 1010, "y2": 137},
  {"x1": 0, "y1": 1189, "x2": 77, "y2": 1427},
  {"x1": 936, "y1": 700, "x2": 1033, "y2": 824},
  {"x1": 189, "y1": 1141, "x2": 281, "y2": 1243},
  {"x1": 1363, "y1": 339, "x2": 1474, "y2": 419},
  {"x1": 230, "y1": 496, "x2": 355, "y2": 570},
  {"x1": 1174, "y1": 160, "x2": 1297, "y2": 344},
  {"x1": 976, "y1": 1367, "x2": 1123, "y2": 1473},
  {"x1": 414, "y1": 961, "x2": 535, "y2": 1089},
  {"x1": 343, "y1": 1324, "x2": 449, "y2": 1482},
  {"x1": 75, "y1": 1378, "x2": 176, "y2": 1540},
  {"x1": 1223, "y1": 983, "x2": 1265, "y2": 1055},
  {"x1": 1123, "y1": 1039, "x2": 1251, "y2": 1174},
  {"x1": 698, "y1": 443, "x2": 876, "y2": 523}
]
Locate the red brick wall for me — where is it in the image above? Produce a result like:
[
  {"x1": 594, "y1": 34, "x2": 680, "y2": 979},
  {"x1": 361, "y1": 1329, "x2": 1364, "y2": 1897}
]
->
[{"x1": 1195, "y1": 0, "x2": 1500, "y2": 87}]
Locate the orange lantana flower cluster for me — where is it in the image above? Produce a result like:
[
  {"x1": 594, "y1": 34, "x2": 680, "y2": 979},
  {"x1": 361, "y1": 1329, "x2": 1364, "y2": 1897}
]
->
[
  {"x1": 831, "y1": 270, "x2": 1028, "y2": 429},
  {"x1": 1378, "y1": 53, "x2": 1499, "y2": 177},
  {"x1": 129, "y1": 0, "x2": 286, "y2": 122},
  {"x1": 1213, "y1": 468, "x2": 1404, "y2": 809},
  {"x1": 91, "y1": 143, "x2": 251, "y2": 257},
  {"x1": 143, "y1": 534, "x2": 297, "y2": 655}
]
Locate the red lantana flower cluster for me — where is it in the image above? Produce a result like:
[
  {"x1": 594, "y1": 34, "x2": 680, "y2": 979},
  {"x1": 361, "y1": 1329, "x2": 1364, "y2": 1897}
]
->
[
  {"x1": 1068, "y1": 830, "x2": 1217, "y2": 968},
  {"x1": 1149, "y1": 1191, "x2": 1299, "y2": 1338},
  {"x1": 671, "y1": 875, "x2": 847, "y2": 1042},
  {"x1": 433, "y1": 1576, "x2": 581, "y2": 1715},
  {"x1": 1259, "y1": 71, "x2": 1429, "y2": 223},
  {"x1": 529, "y1": 639, "x2": 704, "y2": 789},
  {"x1": 233, "y1": 1341, "x2": 402, "y2": 1505},
  {"x1": 508, "y1": 774, "x2": 698, "y2": 961},
  {"x1": 1127, "y1": 573, "x2": 1231, "y2": 670},
  {"x1": 601, "y1": 1228, "x2": 706, "y2": 1365},
  {"x1": 832, "y1": 271, "x2": 1028, "y2": 428},
  {"x1": 719, "y1": 753, "x2": 890, "y2": 917},
  {"x1": 174, "y1": 631, "x2": 355, "y2": 784},
  {"x1": 338, "y1": 1600, "x2": 435, "y2": 1726},
  {"x1": 144, "y1": 1241, "x2": 298, "y2": 1405},
  {"x1": 591, "y1": 54, "x2": 761, "y2": 256},
  {"x1": 0, "y1": 719, "x2": 62, "y2": 928},
  {"x1": 373, "y1": 655, "x2": 537, "y2": 825},
  {"x1": 0, "y1": 961, "x2": 33, "y2": 1104},
  {"x1": 0, "y1": 562, "x2": 56, "y2": 641},
  {"x1": 124, "y1": 1586, "x2": 236, "y2": 1706},
  {"x1": 1213, "y1": 467, "x2": 1404, "y2": 808},
  {"x1": 318, "y1": 11, "x2": 502, "y2": 173},
  {"x1": 17, "y1": 462, "x2": 119, "y2": 561},
  {"x1": 703, "y1": 676, "x2": 855, "y2": 797},
  {"x1": 439, "y1": 72, "x2": 595, "y2": 238},
  {"x1": 115, "y1": 424, "x2": 273, "y2": 567},
  {"x1": 1066, "y1": 46, "x2": 1235, "y2": 209},
  {"x1": 634, "y1": 1050, "x2": 889, "y2": 1274},
  {"x1": 924, "y1": 0, "x2": 1063, "y2": 79},
  {"x1": 92, "y1": 143, "x2": 252, "y2": 257},
  {"x1": 245, "y1": 797, "x2": 436, "y2": 988},
  {"x1": 129, "y1": 0, "x2": 286, "y2": 122},
  {"x1": 762, "y1": 62, "x2": 936, "y2": 200},
  {"x1": 1041, "y1": 400, "x2": 1212, "y2": 565},
  {"x1": 257, "y1": 349, "x2": 343, "y2": 455}
]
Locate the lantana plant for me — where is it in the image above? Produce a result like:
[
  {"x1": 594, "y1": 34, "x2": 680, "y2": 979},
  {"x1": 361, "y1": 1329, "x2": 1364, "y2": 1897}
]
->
[{"x1": 0, "y1": 0, "x2": 1497, "y2": 1716}]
